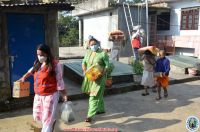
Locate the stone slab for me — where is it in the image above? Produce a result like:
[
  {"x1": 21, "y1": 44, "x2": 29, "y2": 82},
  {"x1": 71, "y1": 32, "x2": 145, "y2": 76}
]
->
[{"x1": 63, "y1": 59, "x2": 134, "y2": 85}]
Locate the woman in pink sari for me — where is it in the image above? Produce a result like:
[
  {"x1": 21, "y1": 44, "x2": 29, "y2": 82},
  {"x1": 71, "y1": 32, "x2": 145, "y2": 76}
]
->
[{"x1": 19, "y1": 44, "x2": 67, "y2": 132}]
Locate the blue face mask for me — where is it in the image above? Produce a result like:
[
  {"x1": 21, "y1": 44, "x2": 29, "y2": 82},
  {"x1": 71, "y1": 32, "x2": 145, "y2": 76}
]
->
[{"x1": 90, "y1": 44, "x2": 99, "y2": 52}]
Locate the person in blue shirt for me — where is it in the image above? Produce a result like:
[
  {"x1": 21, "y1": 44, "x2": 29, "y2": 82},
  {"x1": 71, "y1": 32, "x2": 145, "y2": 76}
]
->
[{"x1": 155, "y1": 50, "x2": 170, "y2": 100}]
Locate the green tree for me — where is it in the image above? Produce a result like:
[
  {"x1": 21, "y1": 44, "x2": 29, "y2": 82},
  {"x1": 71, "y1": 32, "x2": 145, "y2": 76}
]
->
[{"x1": 58, "y1": 13, "x2": 79, "y2": 47}]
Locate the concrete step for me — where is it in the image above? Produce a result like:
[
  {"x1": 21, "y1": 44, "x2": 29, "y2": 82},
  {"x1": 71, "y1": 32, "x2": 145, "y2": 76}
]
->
[
  {"x1": 0, "y1": 75, "x2": 199, "y2": 112},
  {"x1": 168, "y1": 55, "x2": 200, "y2": 74},
  {"x1": 63, "y1": 59, "x2": 134, "y2": 85}
]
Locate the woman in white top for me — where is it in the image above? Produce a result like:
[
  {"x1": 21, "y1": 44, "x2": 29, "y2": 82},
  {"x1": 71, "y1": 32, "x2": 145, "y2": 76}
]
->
[{"x1": 141, "y1": 50, "x2": 156, "y2": 96}]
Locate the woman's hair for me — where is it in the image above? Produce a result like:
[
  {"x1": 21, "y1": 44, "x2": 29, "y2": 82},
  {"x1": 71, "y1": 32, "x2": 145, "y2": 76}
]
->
[
  {"x1": 89, "y1": 38, "x2": 98, "y2": 44},
  {"x1": 144, "y1": 50, "x2": 153, "y2": 56},
  {"x1": 32, "y1": 44, "x2": 55, "y2": 75},
  {"x1": 144, "y1": 50, "x2": 155, "y2": 65},
  {"x1": 89, "y1": 38, "x2": 101, "y2": 48}
]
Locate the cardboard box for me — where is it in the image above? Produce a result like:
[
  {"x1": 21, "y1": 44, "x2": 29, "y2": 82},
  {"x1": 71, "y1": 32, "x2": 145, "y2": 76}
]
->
[
  {"x1": 154, "y1": 72, "x2": 163, "y2": 77},
  {"x1": 13, "y1": 81, "x2": 30, "y2": 98}
]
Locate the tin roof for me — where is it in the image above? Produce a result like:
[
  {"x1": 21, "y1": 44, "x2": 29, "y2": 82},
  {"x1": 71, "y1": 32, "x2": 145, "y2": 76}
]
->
[{"x1": 0, "y1": 1, "x2": 75, "y2": 10}]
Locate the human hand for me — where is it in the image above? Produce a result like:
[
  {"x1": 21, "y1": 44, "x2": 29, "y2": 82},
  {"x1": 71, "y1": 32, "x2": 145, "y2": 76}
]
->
[
  {"x1": 83, "y1": 70, "x2": 86, "y2": 75},
  {"x1": 18, "y1": 77, "x2": 25, "y2": 82},
  {"x1": 62, "y1": 95, "x2": 68, "y2": 102},
  {"x1": 162, "y1": 73, "x2": 167, "y2": 77}
]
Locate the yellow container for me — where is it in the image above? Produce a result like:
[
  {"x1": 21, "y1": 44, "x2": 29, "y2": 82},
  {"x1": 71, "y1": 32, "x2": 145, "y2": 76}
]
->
[
  {"x1": 85, "y1": 65, "x2": 103, "y2": 81},
  {"x1": 13, "y1": 81, "x2": 30, "y2": 98}
]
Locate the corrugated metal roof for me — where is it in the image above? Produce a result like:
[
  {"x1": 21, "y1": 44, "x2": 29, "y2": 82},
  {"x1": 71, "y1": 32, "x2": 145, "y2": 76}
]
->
[
  {"x1": 0, "y1": 1, "x2": 75, "y2": 10},
  {"x1": 149, "y1": 0, "x2": 177, "y2": 3}
]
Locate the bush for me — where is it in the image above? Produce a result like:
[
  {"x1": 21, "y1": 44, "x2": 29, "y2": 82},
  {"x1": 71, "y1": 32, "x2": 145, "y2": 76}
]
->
[
  {"x1": 107, "y1": 63, "x2": 115, "y2": 78},
  {"x1": 132, "y1": 61, "x2": 144, "y2": 75}
]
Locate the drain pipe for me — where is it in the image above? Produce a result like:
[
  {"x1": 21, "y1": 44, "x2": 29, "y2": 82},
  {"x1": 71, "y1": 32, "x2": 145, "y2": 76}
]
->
[{"x1": 145, "y1": 0, "x2": 149, "y2": 46}]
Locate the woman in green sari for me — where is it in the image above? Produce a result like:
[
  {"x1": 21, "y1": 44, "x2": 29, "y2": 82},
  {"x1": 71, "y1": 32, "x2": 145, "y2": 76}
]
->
[{"x1": 82, "y1": 37, "x2": 110, "y2": 122}]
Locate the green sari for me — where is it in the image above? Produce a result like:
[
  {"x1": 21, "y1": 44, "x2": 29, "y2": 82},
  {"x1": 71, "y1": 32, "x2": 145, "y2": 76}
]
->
[{"x1": 81, "y1": 49, "x2": 110, "y2": 118}]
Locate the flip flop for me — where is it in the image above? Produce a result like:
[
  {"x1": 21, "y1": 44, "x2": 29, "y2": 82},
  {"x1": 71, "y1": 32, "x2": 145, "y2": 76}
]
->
[
  {"x1": 155, "y1": 96, "x2": 162, "y2": 100},
  {"x1": 164, "y1": 93, "x2": 168, "y2": 98},
  {"x1": 141, "y1": 92, "x2": 149, "y2": 96},
  {"x1": 27, "y1": 121, "x2": 42, "y2": 131},
  {"x1": 96, "y1": 111, "x2": 105, "y2": 115},
  {"x1": 85, "y1": 117, "x2": 92, "y2": 123}
]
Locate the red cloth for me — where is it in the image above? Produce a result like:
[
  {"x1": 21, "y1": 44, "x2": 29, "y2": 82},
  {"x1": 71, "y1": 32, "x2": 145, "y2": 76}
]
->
[
  {"x1": 34, "y1": 60, "x2": 58, "y2": 95},
  {"x1": 131, "y1": 38, "x2": 141, "y2": 48},
  {"x1": 156, "y1": 76, "x2": 169, "y2": 88}
]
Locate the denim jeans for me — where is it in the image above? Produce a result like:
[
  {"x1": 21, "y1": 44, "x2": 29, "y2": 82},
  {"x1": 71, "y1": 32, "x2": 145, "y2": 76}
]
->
[{"x1": 133, "y1": 48, "x2": 139, "y2": 61}]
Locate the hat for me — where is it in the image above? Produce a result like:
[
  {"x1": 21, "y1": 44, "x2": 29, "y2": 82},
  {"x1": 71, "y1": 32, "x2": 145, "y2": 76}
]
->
[
  {"x1": 88, "y1": 35, "x2": 94, "y2": 40},
  {"x1": 133, "y1": 25, "x2": 141, "y2": 30}
]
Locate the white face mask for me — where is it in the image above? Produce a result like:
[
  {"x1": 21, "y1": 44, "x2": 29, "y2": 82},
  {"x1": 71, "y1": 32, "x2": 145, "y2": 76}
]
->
[{"x1": 37, "y1": 55, "x2": 47, "y2": 63}]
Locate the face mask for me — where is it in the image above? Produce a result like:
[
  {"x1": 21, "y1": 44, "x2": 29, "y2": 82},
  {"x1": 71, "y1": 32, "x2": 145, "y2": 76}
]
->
[
  {"x1": 90, "y1": 44, "x2": 99, "y2": 52},
  {"x1": 38, "y1": 55, "x2": 47, "y2": 63}
]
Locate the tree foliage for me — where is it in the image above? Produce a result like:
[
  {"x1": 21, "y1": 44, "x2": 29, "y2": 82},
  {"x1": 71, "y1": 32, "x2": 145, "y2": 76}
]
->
[{"x1": 58, "y1": 13, "x2": 79, "y2": 47}]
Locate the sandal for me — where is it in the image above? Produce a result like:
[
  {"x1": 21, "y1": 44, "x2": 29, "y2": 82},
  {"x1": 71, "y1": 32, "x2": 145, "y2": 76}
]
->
[
  {"x1": 155, "y1": 96, "x2": 162, "y2": 100},
  {"x1": 141, "y1": 92, "x2": 149, "y2": 96},
  {"x1": 27, "y1": 121, "x2": 42, "y2": 131},
  {"x1": 164, "y1": 93, "x2": 168, "y2": 98},
  {"x1": 85, "y1": 117, "x2": 92, "y2": 122},
  {"x1": 96, "y1": 111, "x2": 105, "y2": 115}
]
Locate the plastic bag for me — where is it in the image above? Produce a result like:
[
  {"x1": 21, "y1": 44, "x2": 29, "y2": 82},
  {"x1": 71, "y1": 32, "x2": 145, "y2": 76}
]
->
[{"x1": 60, "y1": 101, "x2": 75, "y2": 124}]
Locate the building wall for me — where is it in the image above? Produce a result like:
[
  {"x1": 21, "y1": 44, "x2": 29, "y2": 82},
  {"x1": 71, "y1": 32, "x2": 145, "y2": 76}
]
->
[
  {"x1": 45, "y1": 10, "x2": 59, "y2": 58},
  {"x1": 72, "y1": 0, "x2": 110, "y2": 16},
  {"x1": 0, "y1": 9, "x2": 59, "y2": 102},
  {"x1": 79, "y1": 5, "x2": 147, "y2": 57},
  {"x1": 82, "y1": 9, "x2": 118, "y2": 49},
  {"x1": 118, "y1": 6, "x2": 147, "y2": 57},
  {"x1": 157, "y1": 1, "x2": 200, "y2": 56},
  {"x1": 158, "y1": 1, "x2": 200, "y2": 36},
  {"x1": 0, "y1": 13, "x2": 11, "y2": 102}
]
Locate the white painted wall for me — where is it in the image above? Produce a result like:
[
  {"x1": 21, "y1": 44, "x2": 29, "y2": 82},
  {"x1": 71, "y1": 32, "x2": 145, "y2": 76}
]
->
[
  {"x1": 73, "y1": 0, "x2": 109, "y2": 16},
  {"x1": 158, "y1": 1, "x2": 200, "y2": 36},
  {"x1": 157, "y1": 1, "x2": 200, "y2": 57},
  {"x1": 83, "y1": 10, "x2": 118, "y2": 49}
]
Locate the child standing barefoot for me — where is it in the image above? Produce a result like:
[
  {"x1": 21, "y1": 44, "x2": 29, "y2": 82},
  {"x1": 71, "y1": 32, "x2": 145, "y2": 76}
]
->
[{"x1": 155, "y1": 50, "x2": 170, "y2": 100}]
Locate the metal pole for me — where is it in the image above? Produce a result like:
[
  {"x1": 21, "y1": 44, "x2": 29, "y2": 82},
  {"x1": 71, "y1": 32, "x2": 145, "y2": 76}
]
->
[{"x1": 145, "y1": 0, "x2": 149, "y2": 46}]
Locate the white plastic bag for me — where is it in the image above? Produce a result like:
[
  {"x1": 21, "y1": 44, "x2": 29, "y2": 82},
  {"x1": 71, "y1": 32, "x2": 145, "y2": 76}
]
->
[{"x1": 60, "y1": 101, "x2": 75, "y2": 124}]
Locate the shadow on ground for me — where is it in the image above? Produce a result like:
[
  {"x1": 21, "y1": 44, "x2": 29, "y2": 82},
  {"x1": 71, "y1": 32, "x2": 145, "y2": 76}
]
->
[{"x1": 58, "y1": 82, "x2": 200, "y2": 132}]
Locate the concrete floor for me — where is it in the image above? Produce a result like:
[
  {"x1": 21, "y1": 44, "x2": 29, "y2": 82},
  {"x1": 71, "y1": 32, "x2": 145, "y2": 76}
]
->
[{"x1": 0, "y1": 80, "x2": 200, "y2": 132}]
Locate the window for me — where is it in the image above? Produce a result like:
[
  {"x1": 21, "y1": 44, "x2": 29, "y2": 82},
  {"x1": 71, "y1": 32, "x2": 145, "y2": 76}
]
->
[
  {"x1": 181, "y1": 8, "x2": 199, "y2": 30},
  {"x1": 157, "y1": 12, "x2": 170, "y2": 30}
]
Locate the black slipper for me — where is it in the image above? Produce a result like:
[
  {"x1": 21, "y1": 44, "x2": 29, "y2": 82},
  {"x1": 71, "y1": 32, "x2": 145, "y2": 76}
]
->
[
  {"x1": 164, "y1": 93, "x2": 168, "y2": 98},
  {"x1": 155, "y1": 96, "x2": 162, "y2": 100},
  {"x1": 141, "y1": 92, "x2": 149, "y2": 96},
  {"x1": 85, "y1": 117, "x2": 92, "y2": 122},
  {"x1": 96, "y1": 111, "x2": 105, "y2": 115}
]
